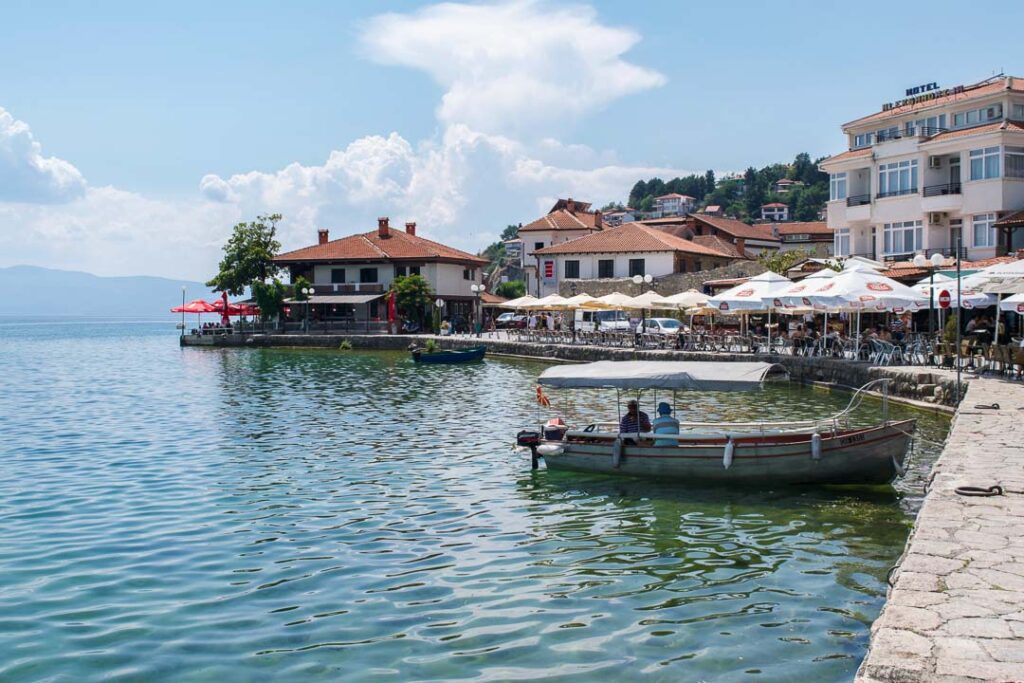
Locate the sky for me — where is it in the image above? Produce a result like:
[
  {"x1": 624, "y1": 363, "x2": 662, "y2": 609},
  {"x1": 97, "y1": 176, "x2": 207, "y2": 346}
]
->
[{"x1": 0, "y1": 0, "x2": 1018, "y2": 280}]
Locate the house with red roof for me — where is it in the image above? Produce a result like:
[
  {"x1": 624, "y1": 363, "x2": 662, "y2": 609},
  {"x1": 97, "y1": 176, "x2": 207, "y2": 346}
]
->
[
  {"x1": 647, "y1": 214, "x2": 781, "y2": 257},
  {"x1": 821, "y1": 74, "x2": 1024, "y2": 263},
  {"x1": 274, "y1": 218, "x2": 487, "y2": 328},
  {"x1": 652, "y1": 193, "x2": 696, "y2": 216},
  {"x1": 774, "y1": 221, "x2": 833, "y2": 255},
  {"x1": 531, "y1": 222, "x2": 734, "y2": 288},
  {"x1": 517, "y1": 198, "x2": 604, "y2": 296},
  {"x1": 761, "y1": 202, "x2": 789, "y2": 222}
]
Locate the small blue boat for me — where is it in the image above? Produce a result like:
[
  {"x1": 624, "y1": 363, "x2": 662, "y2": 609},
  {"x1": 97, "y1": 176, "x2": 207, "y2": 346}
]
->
[{"x1": 411, "y1": 345, "x2": 486, "y2": 364}]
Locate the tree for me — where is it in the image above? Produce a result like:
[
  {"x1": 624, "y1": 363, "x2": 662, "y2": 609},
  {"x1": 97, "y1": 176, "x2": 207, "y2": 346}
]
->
[
  {"x1": 207, "y1": 214, "x2": 283, "y2": 295},
  {"x1": 704, "y1": 169, "x2": 716, "y2": 195},
  {"x1": 391, "y1": 274, "x2": 433, "y2": 324},
  {"x1": 292, "y1": 275, "x2": 312, "y2": 300},
  {"x1": 792, "y1": 184, "x2": 828, "y2": 222},
  {"x1": 495, "y1": 280, "x2": 525, "y2": 299},
  {"x1": 628, "y1": 180, "x2": 647, "y2": 208},
  {"x1": 639, "y1": 195, "x2": 655, "y2": 212},
  {"x1": 500, "y1": 224, "x2": 520, "y2": 241},
  {"x1": 757, "y1": 248, "x2": 811, "y2": 275},
  {"x1": 251, "y1": 278, "x2": 287, "y2": 322}
]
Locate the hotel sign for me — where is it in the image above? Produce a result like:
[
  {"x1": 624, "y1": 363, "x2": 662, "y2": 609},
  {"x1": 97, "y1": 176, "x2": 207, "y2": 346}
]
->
[{"x1": 882, "y1": 82, "x2": 965, "y2": 112}]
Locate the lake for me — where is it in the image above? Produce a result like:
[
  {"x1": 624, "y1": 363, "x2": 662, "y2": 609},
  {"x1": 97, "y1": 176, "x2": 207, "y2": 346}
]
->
[{"x1": 0, "y1": 319, "x2": 950, "y2": 682}]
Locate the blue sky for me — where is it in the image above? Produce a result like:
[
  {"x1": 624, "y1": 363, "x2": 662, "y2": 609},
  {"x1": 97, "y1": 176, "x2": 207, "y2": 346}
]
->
[{"x1": 0, "y1": 0, "x2": 1018, "y2": 279}]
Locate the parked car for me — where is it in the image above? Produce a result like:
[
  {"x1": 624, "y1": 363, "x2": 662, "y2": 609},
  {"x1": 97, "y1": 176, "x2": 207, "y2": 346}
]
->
[
  {"x1": 642, "y1": 318, "x2": 683, "y2": 335},
  {"x1": 495, "y1": 312, "x2": 528, "y2": 329},
  {"x1": 587, "y1": 310, "x2": 633, "y2": 331}
]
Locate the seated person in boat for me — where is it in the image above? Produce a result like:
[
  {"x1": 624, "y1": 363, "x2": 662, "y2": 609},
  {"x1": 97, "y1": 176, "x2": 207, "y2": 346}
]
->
[
  {"x1": 619, "y1": 399, "x2": 651, "y2": 436},
  {"x1": 652, "y1": 402, "x2": 680, "y2": 446}
]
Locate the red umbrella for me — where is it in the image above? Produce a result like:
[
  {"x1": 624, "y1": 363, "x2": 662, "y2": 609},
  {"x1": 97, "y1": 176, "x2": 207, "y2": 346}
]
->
[{"x1": 171, "y1": 299, "x2": 217, "y2": 313}]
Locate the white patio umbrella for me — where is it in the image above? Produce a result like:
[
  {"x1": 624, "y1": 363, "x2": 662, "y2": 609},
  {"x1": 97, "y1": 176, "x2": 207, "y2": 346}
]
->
[
  {"x1": 499, "y1": 295, "x2": 541, "y2": 309},
  {"x1": 531, "y1": 294, "x2": 571, "y2": 309},
  {"x1": 914, "y1": 275, "x2": 995, "y2": 309},
  {"x1": 661, "y1": 289, "x2": 707, "y2": 310},
  {"x1": 707, "y1": 271, "x2": 792, "y2": 346},
  {"x1": 562, "y1": 293, "x2": 610, "y2": 309},
  {"x1": 769, "y1": 268, "x2": 839, "y2": 342},
  {"x1": 630, "y1": 290, "x2": 676, "y2": 309},
  {"x1": 998, "y1": 291, "x2": 1024, "y2": 313}
]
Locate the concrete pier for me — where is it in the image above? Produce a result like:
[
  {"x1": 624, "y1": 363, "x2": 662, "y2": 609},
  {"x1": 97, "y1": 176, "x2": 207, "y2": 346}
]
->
[{"x1": 857, "y1": 377, "x2": 1024, "y2": 682}]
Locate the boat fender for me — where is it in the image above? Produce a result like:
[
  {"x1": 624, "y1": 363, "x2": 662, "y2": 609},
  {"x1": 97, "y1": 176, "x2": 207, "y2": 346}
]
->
[
  {"x1": 537, "y1": 444, "x2": 564, "y2": 457},
  {"x1": 612, "y1": 438, "x2": 623, "y2": 469},
  {"x1": 723, "y1": 437, "x2": 734, "y2": 470},
  {"x1": 811, "y1": 433, "x2": 822, "y2": 461}
]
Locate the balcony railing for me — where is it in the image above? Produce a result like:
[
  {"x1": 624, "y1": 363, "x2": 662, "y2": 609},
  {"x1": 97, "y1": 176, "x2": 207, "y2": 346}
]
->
[
  {"x1": 876, "y1": 188, "x2": 918, "y2": 200},
  {"x1": 874, "y1": 127, "x2": 948, "y2": 143},
  {"x1": 846, "y1": 194, "x2": 871, "y2": 207},
  {"x1": 923, "y1": 182, "x2": 962, "y2": 197}
]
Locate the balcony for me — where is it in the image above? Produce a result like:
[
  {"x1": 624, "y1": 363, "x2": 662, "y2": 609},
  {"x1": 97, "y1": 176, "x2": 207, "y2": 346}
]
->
[
  {"x1": 923, "y1": 182, "x2": 962, "y2": 197},
  {"x1": 846, "y1": 194, "x2": 871, "y2": 207},
  {"x1": 874, "y1": 127, "x2": 948, "y2": 143},
  {"x1": 876, "y1": 188, "x2": 918, "y2": 200}
]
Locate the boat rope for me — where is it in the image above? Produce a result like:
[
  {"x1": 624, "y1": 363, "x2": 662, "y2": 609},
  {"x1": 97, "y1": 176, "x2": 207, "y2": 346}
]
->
[
  {"x1": 955, "y1": 485, "x2": 1004, "y2": 497},
  {"x1": 973, "y1": 403, "x2": 1000, "y2": 410}
]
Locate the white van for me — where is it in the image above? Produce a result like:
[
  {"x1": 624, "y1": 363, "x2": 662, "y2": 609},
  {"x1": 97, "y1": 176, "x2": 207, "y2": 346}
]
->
[{"x1": 574, "y1": 309, "x2": 634, "y2": 331}]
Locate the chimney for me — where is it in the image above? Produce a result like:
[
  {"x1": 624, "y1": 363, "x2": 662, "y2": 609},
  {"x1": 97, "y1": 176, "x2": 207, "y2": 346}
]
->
[
  {"x1": 318, "y1": 228, "x2": 329, "y2": 245},
  {"x1": 405, "y1": 221, "x2": 416, "y2": 236},
  {"x1": 566, "y1": 197, "x2": 575, "y2": 213},
  {"x1": 735, "y1": 238, "x2": 746, "y2": 257},
  {"x1": 594, "y1": 210, "x2": 602, "y2": 228},
  {"x1": 378, "y1": 217, "x2": 390, "y2": 239}
]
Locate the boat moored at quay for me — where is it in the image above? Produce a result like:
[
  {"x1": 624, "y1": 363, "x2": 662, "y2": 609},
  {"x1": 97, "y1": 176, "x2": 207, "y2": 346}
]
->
[{"x1": 516, "y1": 361, "x2": 915, "y2": 485}]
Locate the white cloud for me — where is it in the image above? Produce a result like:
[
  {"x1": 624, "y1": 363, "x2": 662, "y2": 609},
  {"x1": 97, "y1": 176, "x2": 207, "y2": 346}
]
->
[
  {"x1": 0, "y1": 107, "x2": 86, "y2": 203},
  {"x1": 359, "y1": 1, "x2": 665, "y2": 135}
]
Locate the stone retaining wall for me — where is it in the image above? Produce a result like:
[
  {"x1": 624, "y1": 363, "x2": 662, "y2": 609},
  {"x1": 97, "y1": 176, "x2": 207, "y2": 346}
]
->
[{"x1": 557, "y1": 260, "x2": 767, "y2": 297}]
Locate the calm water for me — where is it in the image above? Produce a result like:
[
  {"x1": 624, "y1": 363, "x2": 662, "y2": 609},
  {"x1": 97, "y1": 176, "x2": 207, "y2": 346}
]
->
[{"x1": 0, "y1": 319, "x2": 950, "y2": 682}]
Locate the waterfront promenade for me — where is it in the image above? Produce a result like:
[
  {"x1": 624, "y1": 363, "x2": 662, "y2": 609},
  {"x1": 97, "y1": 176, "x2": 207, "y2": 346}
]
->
[{"x1": 857, "y1": 376, "x2": 1024, "y2": 682}]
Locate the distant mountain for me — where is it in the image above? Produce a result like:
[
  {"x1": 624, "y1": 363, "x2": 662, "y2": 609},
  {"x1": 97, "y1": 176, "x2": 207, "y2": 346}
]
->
[{"x1": 0, "y1": 265, "x2": 208, "y2": 317}]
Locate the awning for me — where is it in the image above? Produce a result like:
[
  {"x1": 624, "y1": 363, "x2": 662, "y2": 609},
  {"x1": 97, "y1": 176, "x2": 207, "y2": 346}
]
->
[
  {"x1": 284, "y1": 294, "x2": 385, "y2": 305},
  {"x1": 538, "y1": 361, "x2": 787, "y2": 391}
]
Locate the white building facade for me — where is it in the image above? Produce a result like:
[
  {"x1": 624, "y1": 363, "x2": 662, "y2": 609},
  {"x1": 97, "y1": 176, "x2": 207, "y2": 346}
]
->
[
  {"x1": 822, "y1": 75, "x2": 1024, "y2": 262},
  {"x1": 653, "y1": 193, "x2": 696, "y2": 216}
]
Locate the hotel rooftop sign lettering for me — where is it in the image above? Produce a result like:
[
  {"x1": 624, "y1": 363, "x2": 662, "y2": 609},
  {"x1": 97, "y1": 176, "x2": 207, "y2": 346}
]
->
[{"x1": 882, "y1": 82, "x2": 965, "y2": 112}]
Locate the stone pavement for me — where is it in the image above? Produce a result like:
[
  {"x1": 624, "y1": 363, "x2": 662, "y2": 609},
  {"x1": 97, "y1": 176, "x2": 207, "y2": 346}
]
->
[{"x1": 857, "y1": 376, "x2": 1024, "y2": 682}]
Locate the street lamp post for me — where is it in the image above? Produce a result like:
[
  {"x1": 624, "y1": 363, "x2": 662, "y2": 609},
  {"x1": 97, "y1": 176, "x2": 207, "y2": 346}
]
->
[
  {"x1": 470, "y1": 283, "x2": 486, "y2": 338},
  {"x1": 434, "y1": 298, "x2": 444, "y2": 335},
  {"x1": 632, "y1": 273, "x2": 654, "y2": 340},
  {"x1": 913, "y1": 252, "x2": 946, "y2": 342},
  {"x1": 302, "y1": 287, "x2": 314, "y2": 333},
  {"x1": 180, "y1": 285, "x2": 186, "y2": 336}
]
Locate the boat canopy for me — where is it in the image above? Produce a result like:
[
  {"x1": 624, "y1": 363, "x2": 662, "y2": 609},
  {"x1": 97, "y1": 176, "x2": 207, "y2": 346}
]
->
[{"x1": 538, "y1": 361, "x2": 787, "y2": 391}]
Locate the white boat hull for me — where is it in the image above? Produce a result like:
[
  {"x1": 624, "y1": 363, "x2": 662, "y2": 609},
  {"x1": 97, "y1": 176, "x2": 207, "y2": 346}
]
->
[{"x1": 535, "y1": 420, "x2": 915, "y2": 485}]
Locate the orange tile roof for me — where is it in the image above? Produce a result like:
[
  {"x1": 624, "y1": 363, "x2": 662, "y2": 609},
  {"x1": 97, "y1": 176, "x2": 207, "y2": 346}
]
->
[
  {"x1": 822, "y1": 147, "x2": 873, "y2": 165},
  {"x1": 638, "y1": 215, "x2": 690, "y2": 226},
  {"x1": 533, "y1": 222, "x2": 732, "y2": 257},
  {"x1": 480, "y1": 292, "x2": 508, "y2": 305},
  {"x1": 690, "y1": 214, "x2": 780, "y2": 242},
  {"x1": 691, "y1": 234, "x2": 749, "y2": 259},
  {"x1": 995, "y1": 209, "x2": 1024, "y2": 228},
  {"x1": 275, "y1": 226, "x2": 487, "y2": 265},
  {"x1": 655, "y1": 193, "x2": 695, "y2": 200},
  {"x1": 517, "y1": 208, "x2": 602, "y2": 232},
  {"x1": 776, "y1": 221, "x2": 831, "y2": 236},
  {"x1": 923, "y1": 120, "x2": 1024, "y2": 143},
  {"x1": 845, "y1": 76, "x2": 1024, "y2": 128},
  {"x1": 762, "y1": 202, "x2": 788, "y2": 208}
]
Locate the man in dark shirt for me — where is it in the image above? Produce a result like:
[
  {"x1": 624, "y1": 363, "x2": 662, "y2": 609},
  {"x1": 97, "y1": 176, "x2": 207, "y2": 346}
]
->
[{"x1": 619, "y1": 399, "x2": 652, "y2": 435}]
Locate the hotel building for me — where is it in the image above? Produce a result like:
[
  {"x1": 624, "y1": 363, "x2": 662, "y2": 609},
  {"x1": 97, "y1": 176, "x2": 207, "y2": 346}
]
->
[{"x1": 822, "y1": 75, "x2": 1024, "y2": 262}]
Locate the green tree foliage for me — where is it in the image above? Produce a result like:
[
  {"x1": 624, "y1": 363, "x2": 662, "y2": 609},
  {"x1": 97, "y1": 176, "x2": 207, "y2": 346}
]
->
[
  {"x1": 756, "y1": 248, "x2": 811, "y2": 275},
  {"x1": 628, "y1": 180, "x2": 647, "y2": 208},
  {"x1": 495, "y1": 280, "x2": 525, "y2": 299},
  {"x1": 251, "y1": 278, "x2": 287, "y2": 321},
  {"x1": 207, "y1": 214, "x2": 283, "y2": 295},
  {"x1": 704, "y1": 169, "x2": 716, "y2": 194},
  {"x1": 639, "y1": 195, "x2": 655, "y2": 212},
  {"x1": 500, "y1": 224, "x2": 519, "y2": 241},
  {"x1": 292, "y1": 275, "x2": 312, "y2": 300},
  {"x1": 391, "y1": 274, "x2": 433, "y2": 324}
]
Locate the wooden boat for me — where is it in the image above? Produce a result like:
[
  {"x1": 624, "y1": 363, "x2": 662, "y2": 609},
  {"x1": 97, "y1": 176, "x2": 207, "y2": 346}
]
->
[
  {"x1": 411, "y1": 344, "x2": 486, "y2": 364},
  {"x1": 515, "y1": 360, "x2": 915, "y2": 486}
]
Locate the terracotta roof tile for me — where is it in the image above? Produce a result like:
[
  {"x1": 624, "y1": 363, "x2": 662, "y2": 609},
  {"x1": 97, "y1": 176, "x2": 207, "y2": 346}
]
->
[
  {"x1": 517, "y1": 208, "x2": 602, "y2": 232},
  {"x1": 776, "y1": 221, "x2": 831, "y2": 236},
  {"x1": 275, "y1": 227, "x2": 487, "y2": 265},
  {"x1": 762, "y1": 202, "x2": 788, "y2": 208},
  {"x1": 923, "y1": 120, "x2": 1024, "y2": 143},
  {"x1": 822, "y1": 147, "x2": 873, "y2": 165},
  {"x1": 691, "y1": 234, "x2": 749, "y2": 259},
  {"x1": 845, "y1": 76, "x2": 1024, "y2": 127},
  {"x1": 994, "y1": 209, "x2": 1024, "y2": 228},
  {"x1": 655, "y1": 193, "x2": 695, "y2": 200},
  {"x1": 690, "y1": 214, "x2": 781, "y2": 242},
  {"x1": 533, "y1": 222, "x2": 732, "y2": 258}
]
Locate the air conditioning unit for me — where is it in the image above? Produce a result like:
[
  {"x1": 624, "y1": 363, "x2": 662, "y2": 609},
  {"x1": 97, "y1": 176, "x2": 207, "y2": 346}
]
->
[
  {"x1": 928, "y1": 212, "x2": 947, "y2": 225},
  {"x1": 929, "y1": 156, "x2": 942, "y2": 169}
]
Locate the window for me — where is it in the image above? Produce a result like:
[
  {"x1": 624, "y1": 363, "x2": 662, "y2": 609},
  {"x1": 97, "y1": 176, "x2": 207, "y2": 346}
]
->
[
  {"x1": 359, "y1": 267, "x2": 378, "y2": 283},
  {"x1": 1005, "y1": 146, "x2": 1024, "y2": 178},
  {"x1": 877, "y1": 160, "x2": 918, "y2": 197},
  {"x1": 972, "y1": 213, "x2": 996, "y2": 247},
  {"x1": 882, "y1": 221, "x2": 922, "y2": 255},
  {"x1": 970, "y1": 147, "x2": 1000, "y2": 180},
  {"x1": 854, "y1": 132, "x2": 874, "y2": 148},
  {"x1": 564, "y1": 260, "x2": 580, "y2": 279},
  {"x1": 409, "y1": 266, "x2": 421, "y2": 276},
  {"x1": 834, "y1": 228, "x2": 850, "y2": 257},
  {"x1": 876, "y1": 126, "x2": 899, "y2": 142},
  {"x1": 1014, "y1": 104, "x2": 1024, "y2": 120},
  {"x1": 829, "y1": 172, "x2": 847, "y2": 201},
  {"x1": 598, "y1": 259, "x2": 614, "y2": 278},
  {"x1": 395, "y1": 265, "x2": 406, "y2": 277},
  {"x1": 534, "y1": 242, "x2": 544, "y2": 251},
  {"x1": 910, "y1": 114, "x2": 947, "y2": 135},
  {"x1": 463, "y1": 268, "x2": 474, "y2": 280},
  {"x1": 955, "y1": 104, "x2": 1003, "y2": 128},
  {"x1": 330, "y1": 268, "x2": 346, "y2": 284},
  {"x1": 628, "y1": 259, "x2": 645, "y2": 277}
]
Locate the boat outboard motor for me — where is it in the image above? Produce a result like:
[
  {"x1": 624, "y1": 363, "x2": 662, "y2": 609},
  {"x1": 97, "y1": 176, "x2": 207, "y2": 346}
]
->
[{"x1": 516, "y1": 430, "x2": 541, "y2": 469}]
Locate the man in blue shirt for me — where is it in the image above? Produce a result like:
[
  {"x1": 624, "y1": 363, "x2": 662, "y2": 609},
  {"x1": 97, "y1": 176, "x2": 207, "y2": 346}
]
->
[
  {"x1": 652, "y1": 402, "x2": 680, "y2": 446},
  {"x1": 619, "y1": 399, "x2": 651, "y2": 435}
]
